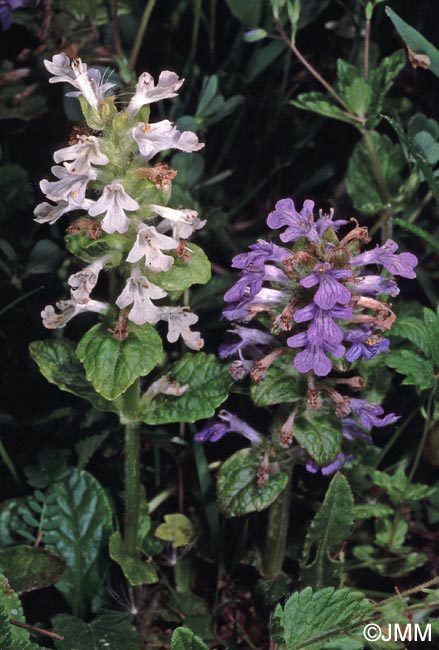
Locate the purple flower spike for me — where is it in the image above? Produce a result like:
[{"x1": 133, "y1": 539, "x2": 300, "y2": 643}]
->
[
  {"x1": 345, "y1": 327, "x2": 390, "y2": 362},
  {"x1": 351, "y1": 239, "x2": 418, "y2": 279},
  {"x1": 300, "y1": 262, "x2": 352, "y2": 309},
  {"x1": 195, "y1": 410, "x2": 262, "y2": 444},
  {"x1": 232, "y1": 240, "x2": 289, "y2": 270},
  {"x1": 349, "y1": 398, "x2": 400, "y2": 430},
  {"x1": 267, "y1": 198, "x2": 321, "y2": 244},
  {"x1": 315, "y1": 208, "x2": 349, "y2": 235},
  {"x1": 288, "y1": 333, "x2": 345, "y2": 376}
]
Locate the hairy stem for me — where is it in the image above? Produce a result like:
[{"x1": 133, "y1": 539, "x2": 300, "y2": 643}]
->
[
  {"x1": 263, "y1": 466, "x2": 293, "y2": 577},
  {"x1": 129, "y1": 0, "x2": 157, "y2": 72},
  {"x1": 364, "y1": 18, "x2": 371, "y2": 80},
  {"x1": 123, "y1": 380, "x2": 142, "y2": 555}
]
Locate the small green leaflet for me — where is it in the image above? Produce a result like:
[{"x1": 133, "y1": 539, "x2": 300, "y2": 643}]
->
[{"x1": 109, "y1": 532, "x2": 158, "y2": 586}]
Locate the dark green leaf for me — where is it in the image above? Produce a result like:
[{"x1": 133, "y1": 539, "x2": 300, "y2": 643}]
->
[
  {"x1": 224, "y1": 0, "x2": 262, "y2": 25},
  {"x1": 217, "y1": 448, "x2": 288, "y2": 517},
  {"x1": 271, "y1": 586, "x2": 372, "y2": 650},
  {"x1": 391, "y1": 315, "x2": 430, "y2": 355},
  {"x1": 25, "y1": 240, "x2": 63, "y2": 275},
  {"x1": 53, "y1": 613, "x2": 140, "y2": 650},
  {"x1": 0, "y1": 545, "x2": 66, "y2": 593},
  {"x1": 75, "y1": 431, "x2": 110, "y2": 470},
  {"x1": 65, "y1": 231, "x2": 128, "y2": 266},
  {"x1": 291, "y1": 92, "x2": 359, "y2": 127},
  {"x1": 250, "y1": 353, "x2": 304, "y2": 406},
  {"x1": 0, "y1": 574, "x2": 33, "y2": 648},
  {"x1": 109, "y1": 531, "x2": 158, "y2": 586},
  {"x1": 29, "y1": 340, "x2": 116, "y2": 412},
  {"x1": 150, "y1": 244, "x2": 211, "y2": 292},
  {"x1": 139, "y1": 353, "x2": 232, "y2": 424},
  {"x1": 386, "y1": 7, "x2": 439, "y2": 78},
  {"x1": 368, "y1": 50, "x2": 406, "y2": 126},
  {"x1": 170, "y1": 627, "x2": 209, "y2": 650},
  {"x1": 385, "y1": 350, "x2": 436, "y2": 390},
  {"x1": 77, "y1": 323, "x2": 163, "y2": 400},
  {"x1": 423, "y1": 306, "x2": 439, "y2": 367},
  {"x1": 43, "y1": 470, "x2": 113, "y2": 615},
  {"x1": 301, "y1": 474, "x2": 354, "y2": 589},
  {"x1": 294, "y1": 409, "x2": 342, "y2": 466}
]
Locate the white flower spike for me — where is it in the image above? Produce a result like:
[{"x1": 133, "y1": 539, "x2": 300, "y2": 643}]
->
[
  {"x1": 53, "y1": 136, "x2": 109, "y2": 175},
  {"x1": 126, "y1": 225, "x2": 178, "y2": 272},
  {"x1": 115, "y1": 269, "x2": 167, "y2": 325},
  {"x1": 150, "y1": 204, "x2": 206, "y2": 240},
  {"x1": 127, "y1": 71, "x2": 184, "y2": 116},
  {"x1": 88, "y1": 180, "x2": 139, "y2": 234},
  {"x1": 40, "y1": 165, "x2": 96, "y2": 206},
  {"x1": 160, "y1": 307, "x2": 204, "y2": 350},
  {"x1": 41, "y1": 296, "x2": 107, "y2": 329}
]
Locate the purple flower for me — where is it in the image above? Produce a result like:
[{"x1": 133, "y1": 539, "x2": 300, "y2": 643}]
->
[
  {"x1": 349, "y1": 398, "x2": 399, "y2": 430},
  {"x1": 306, "y1": 453, "x2": 354, "y2": 476},
  {"x1": 267, "y1": 198, "x2": 321, "y2": 244},
  {"x1": 345, "y1": 327, "x2": 390, "y2": 362},
  {"x1": 194, "y1": 410, "x2": 262, "y2": 444},
  {"x1": 300, "y1": 262, "x2": 351, "y2": 309},
  {"x1": 315, "y1": 208, "x2": 349, "y2": 235},
  {"x1": 231, "y1": 240, "x2": 289, "y2": 270},
  {"x1": 0, "y1": 0, "x2": 24, "y2": 31},
  {"x1": 223, "y1": 265, "x2": 287, "y2": 304},
  {"x1": 351, "y1": 239, "x2": 418, "y2": 279},
  {"x1": 219, "y1": 326, "x2": 274, "y2": 359},
  {"x1": 288, "y1": 331, "x2": 345, "y2": 376},
  {"x1": 350, "y1": 274, "x2": 400, "y2": 297},
  {"x1": 222, "y1": 287, "x2": 286, "y2": 321},
  {"x1": 342, "y1": 418, "x2": 373, "y2": 444},
  {"x1": 293, "y1": 303, "x2": 352, "y2": 345}
]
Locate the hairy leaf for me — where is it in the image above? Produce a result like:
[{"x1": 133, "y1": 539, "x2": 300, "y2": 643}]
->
[
  {"x1": 301, "y1": 474, "x2": 354, "y2": 589},
  {"x1": 65, "y1": 231, "x2": 128, "y2": 266},
  {"x1": 217, "y1": 448, "x2": 288, "y2": 517},
  {"x1": 271, "y1": 586, "x2": 372, "y2": 650},
  {"x1": 139, "y1": 353, "x2": 232, "y2": 424},
  {"x1": 155, "y1": 514, "x2": 194, "y2": 547},
  {"x1": 170, "y1": 627, "x2": 209, "y2": 650},
  {"x1": 385, "y1": 350, "x2": 436, "y2": 390},
  {"x1": 29, "y1": 340, "x2": 116, "y2": 412},
  {"x1": 391, "y1": 315, "x2": 430, "y2": 355},
  {"x1": 43, "y1": 470, "x2": 113, "y2": 615},
  {"x1": 77, "y1": 323, "x2": 163, "y2": 400},
  {"x1": 53, "y1": 613, "x2": 140, "y2": 650},
  {"x1": 151, "y1": 244, "x2": 211, "y2": 292},
  {"x1": 291, "y1": 92, "x2": 359, "y2": 127},
  {"x1": 294, "y1": 409, "x2": 342, "y2": 466},
  {"x1": 0, "y1": 545, "x2": 66, "y2": 594},
  {"x1": 109, "y1": 532, "x2": 158, "y2": 586},
  {"x1": 250, "y1": 353, "x2": 304, "y2": 406},
  {"x1": 0, "y1": 574, "x2": 31, "y2": 648},
  {"x1": 423, "y1": 306, "x2": 439, "y2": 367}
]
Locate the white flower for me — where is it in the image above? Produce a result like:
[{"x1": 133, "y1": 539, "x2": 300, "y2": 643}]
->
[
  {"x1": 44, "y1": 54, "x2": 116, "y2": 109},
  {"x1": 150, "y1": 204, "x2": 206, "y2": 240},
  {"x1": 143, "y1": 375, "x2": 189, "y2": 401},
  {"x1": 126, "y1": 225, "x2": 178, "y2": 272},
  {"x1": 115, "y1": 269, "x2": 167, "y2": 325},
  {"x1": 132, "y1": 120, "x2": 204, "y2": 160},
  {"x1": 33, "y1": 197, "x2": 93, "y2": 224},
  {"x1": 67, "y1": 256, "x2": 108, "y2": 303},
  {"x1": 53, "y1": 136, "x2": 109, "y2": 175},
  {"x1": 160, "y1": 307, "x2": 204, "y2": 350},
  {"x1": 127, "y1": 71, "x2": 184, "y2": 116},
  {"x1": 88, "y1": 180, "x2": 139, "y2": 234},
  {"x1": 40, "y1": 166, "x2": 96, "y2": 206},
  {"x1": 41, "y1": 295, "x2": 107, "y2": 329}
]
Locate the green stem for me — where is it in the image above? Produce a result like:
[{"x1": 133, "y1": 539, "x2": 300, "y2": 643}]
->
[
  {"x1": 361, "y1": 130, "x2": 392, "y2": 241},
  {"x1": 263, "y1": 465, "x2": 293, "y2": 577},
  {"x1": 408, "y1": 388, "x2": 435, "y2": 482},
  {"x1": 0, "y1": 440, "x2": 23, "y2": 490},
  {"x1": 129, "y1": 0, "x2": 157, "y2": 72},
  {"x1": 375, "y1": 406, "x2": 420, "y2": 468},
  {"x1": 123, "y1": 380, "x2": 142, "y2": 556}
]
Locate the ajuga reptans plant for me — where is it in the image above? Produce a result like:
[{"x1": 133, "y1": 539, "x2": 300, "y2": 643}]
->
[
  {"x1": 30, "y1": 53, "x2": 231, "y2": 580},
  {"x1": 196, "y1": 197, "x2": 417, "y2": 576}
]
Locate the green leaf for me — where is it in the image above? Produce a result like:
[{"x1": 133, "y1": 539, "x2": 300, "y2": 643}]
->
[
  {"x1": 245, "y1": 40, "x2": 286, "y2": 83},
  {"x1": 291, "y1": 92, "x2": 359, "y2": 127},
  {"x1": 384, "y1": 115, "x2": 439, "y2": 206},
  {"x1": 423, "y1": 307, "x2": 439, "y2": 367},
  {"x1": 150, "y1": 244, "x2": 211, "y2": 292},
  {"x1": 372, "y1": 466, "x2": 436, "y2": 505},
  {"x1": 43, "y1": 470, "x2": 113, "y2": 615},
  {"x1": 393, "y1": 218, "x2": 439, "y2": 255},
  {"x1": 25, "y1": 240, "x2": 63, "y2": 275},
  {"x1": 75, "y1": 431, "x2": 110, "y2": 470},
  {"x1": 65, "y1": 231, "x2": 128, "y2": 265},
  {"x1": 155, "y1": 514, "x2": 194, "y2": 547},
  {"x1": 301, "y1": 474, "x2": 354, "y2": 589},
  {"x1": 29, "y1": 340, "x2": 116, "y2": 412},
  {"x1": 386, "y1": 7, "x2": 439, "y2": 78},
  {"x1": 170, "y1": 627, "x2": 209, "y2": 650},
  {"x1": 345, "y1": 131, "x2": 408, "y2": 215},
  {"x1": 217, "y1": 448, "x2": 288, "y2": 517},
  {"x1": 0, "y1": 545, "x2": 66, "y2": 594},
  {"x1": 250, "y1": 353, "x2": 304, "y2": 406},
  {"x1": 385, "y1": 350, "x2": 436, "y2": 390},
  {"x1": 224, "y1": 0, "x2": 262, "y2": 25},
  {"x1": 0, "y1": 574, "x2": 32, "y2": 648},
  {"x1": 271, "y1": 586, "x2": 372, "y2": 650},
  {"x1": 354, "y1": 503, "x2": 394, "y2": 519},
  {"x1": 375, "y1": 517, "x2": 408, "y2": 551},
  {"x1": 0, "y1": 164, "x2": 32, "y2": 216},
  {"x1": 294, "y1": 409, "x2": 342, "y2": 466},
  {"x1": 109, "y1": 531, "x2": 158, "y2": 586},
  {"x1": 139, "y1": 353, "x2": 232, "y2": 424},
  {"x1": 391, "y1": 315, "x2": 430, "y2": 355},
  {"x1": 77, "y1": 323, "x2": 163, "y2": 400},
  {"x1": 53, "y1": 613, "x2": 140, "y2": 650},
  {"x1": 368, "y1": 50, "x2": 406, "y2": 127}
]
